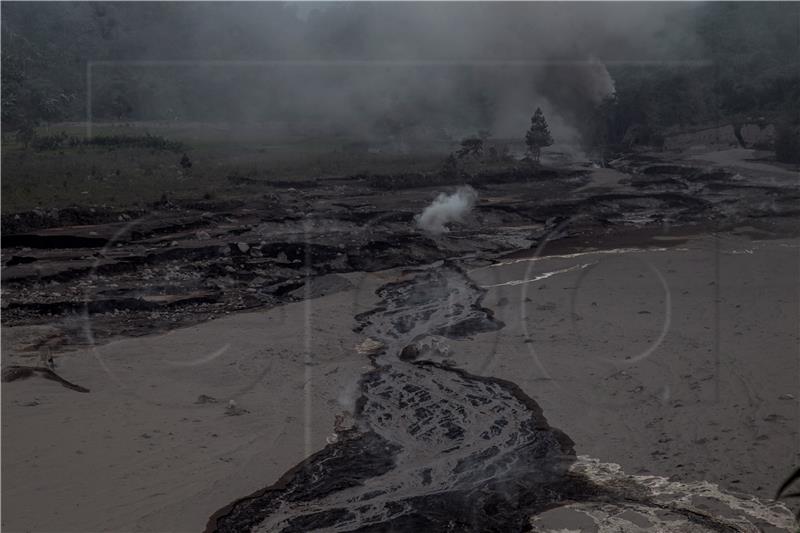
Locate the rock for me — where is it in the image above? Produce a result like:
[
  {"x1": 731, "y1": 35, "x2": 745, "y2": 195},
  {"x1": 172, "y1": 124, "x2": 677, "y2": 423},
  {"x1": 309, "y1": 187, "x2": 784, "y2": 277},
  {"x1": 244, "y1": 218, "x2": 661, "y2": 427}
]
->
[
  {"x1": 195, "y1": 394, "x2": 218, "y2": 404},
  {"x1": 399, "y1": 336, "x2": 450, "y2": 362},
  {"x1": 399, "y1": 344, "x2": 420, "y2": 361},
  {"x1": 236, "y1": 242, "x2": 250, "y2": 254},
  {"x1": 225, "y1": 399, "x2": 249, "y2": 416},
  {"x1": 195, "y1": 230, "x2": 211, "y2": 240},
  {"x1": 356, "y1": 338, "x2": 385, "y2": 355}
]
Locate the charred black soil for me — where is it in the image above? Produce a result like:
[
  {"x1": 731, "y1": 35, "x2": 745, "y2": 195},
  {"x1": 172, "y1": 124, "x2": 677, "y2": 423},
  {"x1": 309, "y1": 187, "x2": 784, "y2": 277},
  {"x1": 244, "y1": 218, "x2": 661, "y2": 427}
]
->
[{"x1": 3, "y1": 153, "x2": 797, "y2": 356}]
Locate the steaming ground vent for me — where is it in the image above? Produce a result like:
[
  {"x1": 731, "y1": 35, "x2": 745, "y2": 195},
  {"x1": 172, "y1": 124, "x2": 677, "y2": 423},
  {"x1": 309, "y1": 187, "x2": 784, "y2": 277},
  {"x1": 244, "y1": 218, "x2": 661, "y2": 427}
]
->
[{"x1": 415, "y1": 186, "x2": 477, "y2": 234}]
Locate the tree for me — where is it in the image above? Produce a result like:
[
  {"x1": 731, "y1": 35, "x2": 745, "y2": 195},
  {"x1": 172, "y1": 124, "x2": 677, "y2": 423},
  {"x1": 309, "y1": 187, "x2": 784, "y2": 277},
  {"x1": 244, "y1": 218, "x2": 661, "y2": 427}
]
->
[{"x1": 525, "y1": 107, "x2": 554, "y2": 162}]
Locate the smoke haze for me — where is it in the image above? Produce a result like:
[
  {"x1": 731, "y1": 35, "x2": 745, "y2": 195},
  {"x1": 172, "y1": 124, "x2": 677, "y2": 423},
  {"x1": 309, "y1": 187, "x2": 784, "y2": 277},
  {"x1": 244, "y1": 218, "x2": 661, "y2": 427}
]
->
[{"x1": 2, "y1": 2, "x2": 701, "y2": 141}]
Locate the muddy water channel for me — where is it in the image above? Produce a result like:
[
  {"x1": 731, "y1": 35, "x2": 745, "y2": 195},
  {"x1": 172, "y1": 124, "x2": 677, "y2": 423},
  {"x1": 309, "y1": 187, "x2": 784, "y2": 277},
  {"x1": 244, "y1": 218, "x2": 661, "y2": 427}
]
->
[
  {"x1": 207, "y1": 264, "x2": 584, "y2": 531},
  {"x1": 206, "y1": 261, "x2": 795, "y2": 532}
]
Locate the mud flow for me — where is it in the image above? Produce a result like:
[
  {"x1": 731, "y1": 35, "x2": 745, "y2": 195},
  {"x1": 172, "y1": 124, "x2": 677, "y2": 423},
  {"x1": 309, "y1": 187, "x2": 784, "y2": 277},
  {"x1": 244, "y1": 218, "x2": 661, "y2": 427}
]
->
[
  {"x1": 208, "y1": 263, "x2": 796, "y2": 533},
  {"x1": 208, "y1": 265, "x2": 580, "y2": 531}
]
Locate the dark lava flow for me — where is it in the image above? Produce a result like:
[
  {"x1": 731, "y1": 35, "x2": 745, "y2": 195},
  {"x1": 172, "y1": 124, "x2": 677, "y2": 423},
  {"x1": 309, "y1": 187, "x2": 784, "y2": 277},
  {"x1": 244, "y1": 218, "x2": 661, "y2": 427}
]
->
[{"x1": 205, "y1": 263, "x2": 590, "y2": 532}]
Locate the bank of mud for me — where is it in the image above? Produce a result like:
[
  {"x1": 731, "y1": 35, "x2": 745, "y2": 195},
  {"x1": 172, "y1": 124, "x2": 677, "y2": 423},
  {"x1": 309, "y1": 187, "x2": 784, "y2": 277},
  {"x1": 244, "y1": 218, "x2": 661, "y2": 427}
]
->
[
  {"x1": 2, "y1": 149, "x2": 799, "y2": 531},
  {"x1": 3, "y1": 150, "x2": 798, "y2": 357}
]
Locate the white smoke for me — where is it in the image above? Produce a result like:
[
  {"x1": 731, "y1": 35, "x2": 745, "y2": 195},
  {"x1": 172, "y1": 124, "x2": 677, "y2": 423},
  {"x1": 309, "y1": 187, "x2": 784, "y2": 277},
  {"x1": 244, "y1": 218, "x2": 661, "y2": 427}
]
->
[{"x1": 415, "y1": 186, "x2": 477, "y2": 234}]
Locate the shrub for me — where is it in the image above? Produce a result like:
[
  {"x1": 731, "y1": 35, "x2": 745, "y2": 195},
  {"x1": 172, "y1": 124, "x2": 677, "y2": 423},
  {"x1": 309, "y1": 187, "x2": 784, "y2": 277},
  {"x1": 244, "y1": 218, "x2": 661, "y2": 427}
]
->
[
  {"x1": 59, "y1": 133, "x2": 185, "y2": 152},
  {"x1": 31, "y1": 131, "x2": 68, "y2": 151}
]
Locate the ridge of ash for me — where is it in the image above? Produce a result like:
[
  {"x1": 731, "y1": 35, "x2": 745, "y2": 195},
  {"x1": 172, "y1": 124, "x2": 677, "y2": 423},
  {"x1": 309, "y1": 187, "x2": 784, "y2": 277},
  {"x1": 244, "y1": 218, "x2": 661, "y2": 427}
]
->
[
  {"x1": 2, "y1": 365, "x2": 90, "y2": 393},
  {"x1": 205, "y1": 265, "x2": 583, "y2": 532}
]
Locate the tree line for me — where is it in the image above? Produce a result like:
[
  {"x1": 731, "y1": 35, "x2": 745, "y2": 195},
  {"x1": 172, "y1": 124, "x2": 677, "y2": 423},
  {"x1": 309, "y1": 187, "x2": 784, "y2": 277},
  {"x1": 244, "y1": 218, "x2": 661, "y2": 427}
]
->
[
  {"x1": 583, "y1": 2, "x2": 799, "y2": 162},
  {"x1": 2, "y1": 2, "x2": 798, "y2": 161}
]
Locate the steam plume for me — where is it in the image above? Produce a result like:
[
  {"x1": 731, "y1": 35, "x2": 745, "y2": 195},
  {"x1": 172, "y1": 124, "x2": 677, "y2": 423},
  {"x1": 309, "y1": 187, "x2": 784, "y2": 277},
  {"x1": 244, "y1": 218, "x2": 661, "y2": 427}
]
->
[{"x1": 415, "y1": 186, "x2": 477, "y2": 234}]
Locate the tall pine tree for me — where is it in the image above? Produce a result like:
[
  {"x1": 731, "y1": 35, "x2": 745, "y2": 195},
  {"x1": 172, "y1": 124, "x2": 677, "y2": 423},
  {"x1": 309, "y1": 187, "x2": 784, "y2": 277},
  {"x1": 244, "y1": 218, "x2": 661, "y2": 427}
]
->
[{"x1": 525, "y1": 107, "x2": 554, "y2": 162}]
